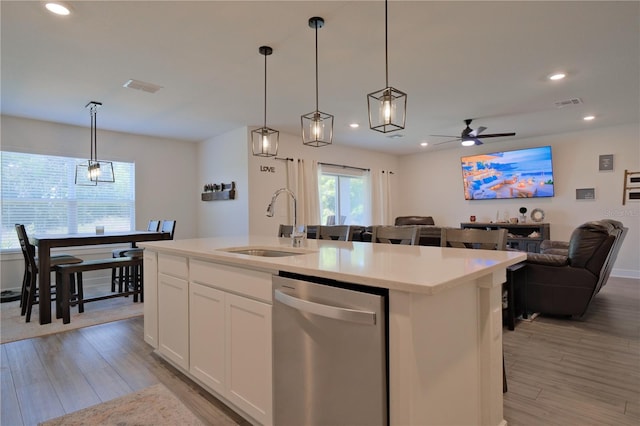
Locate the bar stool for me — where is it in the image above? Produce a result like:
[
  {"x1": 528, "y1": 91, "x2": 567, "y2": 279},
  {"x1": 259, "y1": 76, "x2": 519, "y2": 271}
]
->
[{"x1": 111, "y1": 220, "x2": 159, "y2": 292}]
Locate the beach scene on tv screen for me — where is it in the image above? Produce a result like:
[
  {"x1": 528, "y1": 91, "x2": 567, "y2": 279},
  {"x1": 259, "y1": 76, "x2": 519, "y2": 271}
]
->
[{"x1": 461, "y1": 146, "x2": 554, "y2": 200}]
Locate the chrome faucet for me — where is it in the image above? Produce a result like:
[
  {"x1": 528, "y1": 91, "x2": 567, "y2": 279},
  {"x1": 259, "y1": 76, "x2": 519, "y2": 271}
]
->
[{"x1": 266, "y1": 188, "x2": 304, "y2": 247}]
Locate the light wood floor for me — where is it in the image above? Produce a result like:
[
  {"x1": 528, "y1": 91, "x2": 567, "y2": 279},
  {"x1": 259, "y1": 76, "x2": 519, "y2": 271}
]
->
[
  {"x1": 503, "y1": 276, "x2": 640, "y2": 425},
  {"x1": 1, "y1": 277, "x2": 638, "y2": 425}
]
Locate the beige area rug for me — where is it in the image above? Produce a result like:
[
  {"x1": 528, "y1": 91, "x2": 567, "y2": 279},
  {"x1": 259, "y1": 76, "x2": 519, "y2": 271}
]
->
[
  {"x1": 39, "y1": 383, "x2": 204, "y2": 426},
  {"x1": 0, "y1": 290, "x2": 143, "y2": 344}
]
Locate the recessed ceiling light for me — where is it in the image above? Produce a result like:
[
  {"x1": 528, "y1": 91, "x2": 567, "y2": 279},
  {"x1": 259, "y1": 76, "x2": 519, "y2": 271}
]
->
[
  {"x1": 548, "y1": 72, "x2": 566, "y2": 81},
  {"x1": 420, "y1": 142, "x2": 428, "y2": 147},
  {"x1": 583, "y1": 115, "x2": 595, "y2": 121},
  {"x1": 45, "y1": 2, "x2": 72, "y2": 16},
  {"x1": 349, "y1": 123, "x2": 359, "y2": 129}
]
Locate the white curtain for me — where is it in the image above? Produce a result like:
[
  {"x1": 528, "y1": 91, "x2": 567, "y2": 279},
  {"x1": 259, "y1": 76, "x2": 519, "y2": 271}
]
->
[
  {"x1": 287, "y1": 158, "x2": 320, "y2": 226},
  {"x1": 371, "y1": 169, "x2": 393, "y2": 225}
]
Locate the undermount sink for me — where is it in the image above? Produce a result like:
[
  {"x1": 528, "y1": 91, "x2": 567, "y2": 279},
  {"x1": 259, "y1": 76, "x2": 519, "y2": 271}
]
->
[{"x1": 222, "y1": 248, "x2": 305, "y2": 257}]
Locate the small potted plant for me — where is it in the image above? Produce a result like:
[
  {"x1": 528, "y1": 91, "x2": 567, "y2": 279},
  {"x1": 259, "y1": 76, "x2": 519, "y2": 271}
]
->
[{"x1": 519, "y1": 207, "x2": 527, "y2": 223}]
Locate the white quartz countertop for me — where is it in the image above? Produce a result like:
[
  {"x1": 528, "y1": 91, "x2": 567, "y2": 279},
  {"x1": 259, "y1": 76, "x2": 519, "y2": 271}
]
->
[{"x1": 139, "y1": 236, "x2": 526, "y2": 295}]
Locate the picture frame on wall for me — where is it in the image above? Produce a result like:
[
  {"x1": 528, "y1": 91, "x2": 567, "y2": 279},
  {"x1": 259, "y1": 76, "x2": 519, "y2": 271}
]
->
[{"x1": 599, "y1": 154, "x2": 613, "y2": 171}]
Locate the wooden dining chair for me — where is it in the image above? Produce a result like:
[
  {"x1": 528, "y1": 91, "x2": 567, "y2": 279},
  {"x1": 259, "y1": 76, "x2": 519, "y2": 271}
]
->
[
  {"x1": 112, "y1": 220, "x2": 160, "y2": 292},
  {"x1": 15, "y1": 224, "x2": 83, "y2": 322},
  {"x1": 371, "y1": 225, "x2": 419, "y2": 245},
  {"x1": 317, "y1": 225, "x2": 352, "y2": 241},
  {"x1": 15, "y1": 224, "x2": 83, "y2": 310},
  {"x1": 159, "y1": 219, "x2": 177, "y2": 239},
  {"x1": 440, "y1": 227, "x2": 509, "y2": 392}
]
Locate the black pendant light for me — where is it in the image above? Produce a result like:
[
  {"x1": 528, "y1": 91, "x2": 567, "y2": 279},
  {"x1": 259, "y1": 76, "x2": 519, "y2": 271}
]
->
[
  {"x1": 251, "y1": 45, "x2": 279, "y2": 157},
  {"x1": 302, "y1": 16, "x2": 333, "y2": 147},
  {"x1": 367, "y1": 0, "x2": 407, "y2": 133},
  {"x1": 75, "y1": 101, "x2": 115, "y2": 185}
]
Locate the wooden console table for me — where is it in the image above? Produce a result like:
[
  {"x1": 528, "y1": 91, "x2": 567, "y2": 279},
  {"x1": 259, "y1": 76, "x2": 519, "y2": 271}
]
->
[{"x1": 460, "y1": 222, "x2": 550, "y2": 253}]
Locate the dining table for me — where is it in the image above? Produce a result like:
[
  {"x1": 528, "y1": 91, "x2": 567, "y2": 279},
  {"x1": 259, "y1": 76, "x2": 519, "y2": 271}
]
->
[{"x1": 30, "y1": 230, "x2": 171, "y2": 324}]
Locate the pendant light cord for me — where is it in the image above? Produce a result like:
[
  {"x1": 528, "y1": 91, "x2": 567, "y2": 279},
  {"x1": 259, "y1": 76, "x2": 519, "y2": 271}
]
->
[
  {"x1": 90, "y1": 105, "x2": 97, "y2": 162},
  {"x1": 263, "y1": 52, "x2": 268, "y2": 128},
  {"x1": 315, "y1": 19, "x2": 319, "y2": 112},
  {"x1": 385, "y1": 0, "x2": 389, "y2": 88}
]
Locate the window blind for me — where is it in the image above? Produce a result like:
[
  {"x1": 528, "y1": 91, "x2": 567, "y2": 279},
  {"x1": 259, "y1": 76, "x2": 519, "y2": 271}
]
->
[{"x1": 1, "y1": 151, "x2": 135, "y2": 249}]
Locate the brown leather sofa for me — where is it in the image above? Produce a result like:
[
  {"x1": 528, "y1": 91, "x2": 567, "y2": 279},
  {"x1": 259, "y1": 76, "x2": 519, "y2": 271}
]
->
[{"x1": 523, "y1": 219, "x2": 627, "y2": 317}]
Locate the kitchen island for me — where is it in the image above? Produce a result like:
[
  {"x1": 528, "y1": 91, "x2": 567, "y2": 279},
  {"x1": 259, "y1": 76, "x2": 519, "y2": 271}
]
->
[{"x1": 139, "y1": 236, "x2": 526, "y2": 426}]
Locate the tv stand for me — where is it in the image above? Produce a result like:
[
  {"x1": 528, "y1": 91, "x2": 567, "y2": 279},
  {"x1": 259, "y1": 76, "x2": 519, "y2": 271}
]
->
[{"x1": 460, "y1": 222, "x2": 550, "y2": 253}]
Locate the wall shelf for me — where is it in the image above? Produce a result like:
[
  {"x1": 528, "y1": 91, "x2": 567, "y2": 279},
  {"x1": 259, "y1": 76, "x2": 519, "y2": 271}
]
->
[{"x1": 202, "y1": 182, "x2": 236, "y2": 201}]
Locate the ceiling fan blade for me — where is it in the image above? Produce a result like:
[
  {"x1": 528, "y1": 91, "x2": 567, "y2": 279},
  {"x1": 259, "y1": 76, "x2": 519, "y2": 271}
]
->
[
  {"x1": 473, "y1": 138, "x2": 484, "y2": 145},
  {"x1": 429, "y1": 134, "x2": 458, "y2": 138},
  {"x1": 470, "y1": 126, "x2": 487, "y2": 137},
  {"x1": 476, "y1": 132, "x2": 516, "y2": 139},
  {"x1": 433, "y1": 138, "x2": 460, "y2": 146}
]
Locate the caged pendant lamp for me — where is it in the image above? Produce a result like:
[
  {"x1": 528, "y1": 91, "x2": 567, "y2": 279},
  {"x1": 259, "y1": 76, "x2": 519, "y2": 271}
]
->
[
  {"x1": 75, "y1": 101, "x2": 115, "y2": 185},
  {"x1": 367, "y1": 0, "x2": 407, "y2": 133},
  {"x1": 301, "y1": 16, "x2": 333, "y2": 147},
  {"x1": 251, "y1": 45, "x2": 279, "y2": 157}
]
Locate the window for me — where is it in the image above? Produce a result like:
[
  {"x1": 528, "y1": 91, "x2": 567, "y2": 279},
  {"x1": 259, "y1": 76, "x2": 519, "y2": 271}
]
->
[
  {"x1": 318, "y1": 165, "x2": 369, "y2": 226},
  {"x1": 1, "y1": 151, "x2": 135, "y2": 249}
]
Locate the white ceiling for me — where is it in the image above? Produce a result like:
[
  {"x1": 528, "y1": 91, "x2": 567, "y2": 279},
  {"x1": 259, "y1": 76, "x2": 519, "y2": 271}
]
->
[{"x1": 2, "y1": 1, "x2": 638, "y2": 155}]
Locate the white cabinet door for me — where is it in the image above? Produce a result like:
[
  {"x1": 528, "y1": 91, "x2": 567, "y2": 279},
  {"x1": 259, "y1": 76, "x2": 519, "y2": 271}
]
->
[
  {"x1": 189, "y1": 282, "x2": 225, "y2": 395},
  {"x1": 143, "y1": 251, "x2": 158, "y2": 348},
  {"x1": 158, "y1": 272, "x2": 189, "y2": 370},
  {"x1": 225, "y1": 293, "x2": 273, "y2": 425}
]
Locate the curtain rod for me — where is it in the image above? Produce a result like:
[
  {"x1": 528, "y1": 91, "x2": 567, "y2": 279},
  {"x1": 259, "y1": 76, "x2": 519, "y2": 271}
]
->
[
  {"x1": 319, "y1": 162, "x2": 370, "y2": 172},
  {"x1": 274, "y1": 157, "x2": 294, "y2": 161}
]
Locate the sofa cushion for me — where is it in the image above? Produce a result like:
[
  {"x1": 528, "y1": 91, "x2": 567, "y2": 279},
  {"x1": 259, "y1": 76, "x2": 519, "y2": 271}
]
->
[{"x1": 526, "y1": 253, "x2": 569, "y2": 267}]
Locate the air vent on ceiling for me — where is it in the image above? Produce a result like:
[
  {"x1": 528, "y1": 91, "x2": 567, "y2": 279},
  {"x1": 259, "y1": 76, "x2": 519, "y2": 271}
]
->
[
  {"x1": 554, "y1": 97, "x2": 583, "y2": 108},
  {"x1": 123, "y1": 79, "x2": 163, "y2": 94}
]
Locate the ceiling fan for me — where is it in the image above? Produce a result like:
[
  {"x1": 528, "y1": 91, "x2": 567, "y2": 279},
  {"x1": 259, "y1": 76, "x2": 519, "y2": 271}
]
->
[{"x1": 431, "y1": 119, "x2": 516, "y2": 146}]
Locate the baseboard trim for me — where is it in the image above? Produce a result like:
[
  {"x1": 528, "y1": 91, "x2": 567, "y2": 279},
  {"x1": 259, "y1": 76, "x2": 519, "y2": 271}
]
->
[{"x1": 612, "y1": 268, "x2": 640, "y2": 279}]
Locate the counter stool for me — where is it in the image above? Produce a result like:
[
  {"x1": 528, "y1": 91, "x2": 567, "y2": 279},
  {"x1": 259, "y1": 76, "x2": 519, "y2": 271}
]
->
[{"x1": 111, "y1": 220, "x2": 159, "y2": 292}]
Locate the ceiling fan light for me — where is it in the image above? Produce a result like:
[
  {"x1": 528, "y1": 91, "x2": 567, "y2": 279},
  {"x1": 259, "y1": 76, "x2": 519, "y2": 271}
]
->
[{"x1": 461, "y1": 139, "x2": 476, "y2": 147}]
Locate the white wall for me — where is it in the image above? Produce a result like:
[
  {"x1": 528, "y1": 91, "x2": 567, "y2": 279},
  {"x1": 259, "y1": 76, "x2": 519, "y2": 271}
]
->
[
  {"x1": 396, "y1": 123, "x2": 640, "y2": 278},
  {"x1": 1, "y1": 115, "x2": 199, "y2": 291},
  {"x1": 247, "y1": 130, "x2": 401, "y2": 237},
  {"x1": 197, "y1": 127, "x2": 250, "y2": 237}
]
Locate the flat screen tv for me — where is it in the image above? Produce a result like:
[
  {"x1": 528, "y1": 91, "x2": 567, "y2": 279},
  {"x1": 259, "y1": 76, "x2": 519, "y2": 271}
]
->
[{"x1": 461, "y1": 146, "x2": 554, "y2": 200}]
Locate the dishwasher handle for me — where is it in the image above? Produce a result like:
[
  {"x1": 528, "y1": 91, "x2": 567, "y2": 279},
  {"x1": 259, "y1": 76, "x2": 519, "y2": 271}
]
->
[{"x1": 274, "y1": 289, "x2": 376, "y2": 325}]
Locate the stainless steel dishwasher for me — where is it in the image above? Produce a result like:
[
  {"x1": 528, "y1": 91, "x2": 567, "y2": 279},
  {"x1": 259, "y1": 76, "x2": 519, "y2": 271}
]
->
[{"x1": 273, "y1": 273, "x2": 388, "y2": 426}]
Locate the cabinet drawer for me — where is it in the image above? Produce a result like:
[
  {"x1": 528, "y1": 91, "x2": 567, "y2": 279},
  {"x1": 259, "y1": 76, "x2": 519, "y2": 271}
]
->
[
  {"x1": 190, "y1": 259, "x2": 272, "y2": 303},
  {"x1": 158, "y1": 253, "x2": 188, "y2": 279}
]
